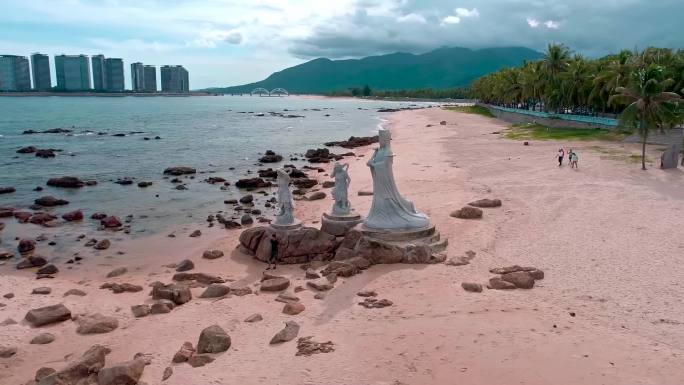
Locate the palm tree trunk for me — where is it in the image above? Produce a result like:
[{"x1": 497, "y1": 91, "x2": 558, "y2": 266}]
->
[{"x1": 641, "y1": 138, "x2": 647, "y2": 170}]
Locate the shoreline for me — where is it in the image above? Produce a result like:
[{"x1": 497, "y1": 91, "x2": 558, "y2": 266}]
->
[{"x1": 1, "y1": 107, "x2": 683, "y2": 384}]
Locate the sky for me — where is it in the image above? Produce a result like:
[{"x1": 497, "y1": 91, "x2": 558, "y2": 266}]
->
[{"x1": 1, "y1": 0, "x2": 682, "y2": 89}]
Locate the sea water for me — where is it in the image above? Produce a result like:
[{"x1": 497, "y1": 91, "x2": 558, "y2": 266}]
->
[{"x1": 0, "y1": 95, "x2": 432, "y2": 235}]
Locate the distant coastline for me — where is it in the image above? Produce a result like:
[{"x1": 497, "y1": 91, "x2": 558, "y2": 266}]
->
[{"x1": 0, "y1": 91, "x2": 218, "y2": 97}]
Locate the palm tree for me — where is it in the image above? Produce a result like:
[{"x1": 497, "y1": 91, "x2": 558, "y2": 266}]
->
[
  {"x1": 609, "y1": 64, "x2": 682, "y2": 170},
  {"x1": 542, "y1": 43, "x2": 571, "y2": 111}
]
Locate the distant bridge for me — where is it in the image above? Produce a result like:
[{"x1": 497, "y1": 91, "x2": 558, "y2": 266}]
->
[{"x1": 250, "y1": 88, "x2": 289, "y2": 97}]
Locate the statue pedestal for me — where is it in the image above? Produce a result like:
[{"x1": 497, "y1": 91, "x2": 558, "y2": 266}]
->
[
  {"x1": 270, "y1": 220, "x2": 302, "y2": 231},
  {"x1": 321, "y1": 211, "x2": 364, "y2": 236},
  {"x1": 333, "y1": 223, "x2": 448, "y2": 264}
]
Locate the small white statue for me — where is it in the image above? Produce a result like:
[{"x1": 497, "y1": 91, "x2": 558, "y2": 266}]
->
[
  {"x1": 364, "y1": 129, "x2": 429, "y2": 230},
  {"x1": 274, "y1": 169, "x2": 296, "y2": 225},
  {"x1": 330, "y1": 162, "x2": 351, "y2": 215}
]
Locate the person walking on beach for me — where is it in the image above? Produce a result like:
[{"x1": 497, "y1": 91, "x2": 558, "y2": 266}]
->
[
  {"x1": 570, "y1": 151, "x2": 579, "y2": 169},
  {"x1": 557, "y1": 148, "x2": 565, "y2": 166},
  {"x1": 267, "y1": 234, "x2": 279, "y2": 270}
]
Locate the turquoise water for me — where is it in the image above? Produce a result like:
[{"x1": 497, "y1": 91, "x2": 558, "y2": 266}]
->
[{"x1": 0, "y1": 96, "x2": 429, "y2": 234}]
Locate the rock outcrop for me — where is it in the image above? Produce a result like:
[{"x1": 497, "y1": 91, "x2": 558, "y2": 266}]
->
[{"x1": 239, "y1": 226, "x2": 337, "y2": 264}]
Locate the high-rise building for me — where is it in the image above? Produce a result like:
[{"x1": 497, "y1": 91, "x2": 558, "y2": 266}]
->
[
  {"x1": 105, "y1": 58, "x2": 124, "y2": 92},
  {"x1": 143, "y1": 65, "x2": 157, "y2": 92},
  {"x1": 55, "y1": 54, "x2": 91, "y2": 91},
  {"x1": 30, "y1": 53, "x2": 51, "y2": 91},
  {"x1": 161, "y1": 65, "x2": 189, "y2": 93},
  {"x1": 91, "y1": 54, "x2": 106, "y2": 91},
  {"x1": 131, "y1": 62, "x2": 145, "y2": 92},
  {"x1": 0, "y1": 55, "x2": 31, "y2": 91}
]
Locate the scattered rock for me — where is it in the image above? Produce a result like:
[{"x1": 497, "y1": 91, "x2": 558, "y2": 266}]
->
[
  {"x1": 131, "y1": 305, "x2": 150, "y2": 318},
  {"x1": 230, "y1": 286, "x2": 252, "y2": 296},
  {"x1": 306, "y1": 278, "x2": 333, "y2": 291},
  {"x1": 62, "y1": 210, "x2": 84, "y2": 221},
  {"x1": 501, "y1": 271, "x2": 535, "y2": 289},
  {"x1": 461, "y1": 282, "x2": 483, "y2": 293},
  {"x1": 259, "y1": 150, "x2": 283, "y2": 163},
  {"x1": 488, "y1": 277, "x2": 516, "y2": 290},
  {"x1": 64, "y1": 288, "x2": 87, "y2": 297},
  {"x1": 296, "y1": 337, "x2": 335, "y2": 356},
  {"x1": 202, "y1": 249, "x2": 224, "y2": 259},
  {"x1": 175, "y1": 259, "x2": 195, "y2": 272},
  {"x1": 37, "y1": 264, "x2": 58, "y2": 275},
  {"x1": 450, "y1": 206, "x2": 483, "y2": 219},
  {"x1": 30, "y1": 332, "x2": 56, "y2": 344},
  {"x1": 39, "y1": 344, "x2": 111, "y2": 384},
  {"x1": 150, "y1": 301, "x2": 173, "y2": 314},
  {"x1": 358, "y1": 298, "x2": 393, "y2": 309},
  {"x1": 199, "y1": 284, "x2": 231, "y2": 298},
  {"x1": 189, "y1": 229, "x2": 201, "y2": 237},
  {"x1": 25, "y1": 303, "x2": 72, "y2": 326},
  {"x1": 244, "y1": 313, "x2": 263, "y2": 323},
  {"x1": 18, "y1": 238, "x2": 36, "y2": 253},
  {"x1": 239, "y1": 194, "x2": 254, "y2": 204},
  {"x1": 94, "y1": 239, "x2": 111, "y2": 250},
  {"x1": 322, "y1": 180, "x2": 335, "y2": 188},
  {"x1": 100, "y1": 282, "x2": 143, "y2": 294},
  {"x1": 97, "y1": 357, "x2": 146, "y2": 385},
  {"x1": 0, "y1": 346, "x2": 17, "y2": 358},
  {"x1": 101, "y1": 216, "x2": 122, "y2": 228},
  {"x1": 357, "y1": 290, "x2": 377, "y2": 297},
  {"x1": 32, "y1": 287, "x2": 52, "y2": 295},
  {"x1": 283, "y1": 302, "x2": 305, "y2": 315},
  {"x1": 172, "y1": 272, "x2": 224, "y2": 285},
  {"x1": 261, "y1": 277, "x2": 291, "y2": 291},
  {"x1": 106, "y1": 267, "x2": 127, "y2": 278},
  {"x1": 137, "y1": 181, "x2": 153, "y2": 188},
  {"x1": 358, "y1": 190, "x2": 373, "y2": 196},
  {"x1": 162, "y1": 366, "x2": 173, "y2": 381},
  {"x1": 35, "y1": 367, "x2": 56, "y2": 382},
  {"x1": 172, "y1": 342, "x2": 195, "y2": 363},
  {"x1": 305, "y1": 269, "x2": 320, "y2": 279},
  {"x1": 151, "y1": 282, "x2": 192, "y2": 305},
  {"x1": 164, "y1": 166, "x2": 196, "y2": 176},
  {"x1": 241, "y1": 214, "x2": 253, "y2": 225},
  {"x1": 468, "y1": 198, "x2": 502, "y2": 208},
  {"x1": 197, "y1": 325, "x2": 231, "y2": 354},
  {"x1": 91, "y1": 212, "x2": 107, "y2": 220},
  {"x1": 270, "y1": 321, "x2": 300, "y2": 344},
  {"x1": 16, "y1": 255, "x2": 47, "y2": 269},
  {"x1": 35, "y1": 195, "x2": 69, "y2": 207},
  {"x1": 1, "y1": 318, "x2": 17, "y2": 326},
  {"x1": 307, "y1": 191, "x2": 326, "y2": 200},
  {"x1": 47, "y1": 176, "x2": 85, "y2": 188},
  {"x1": 324, "y1": 135, "x2": 379, "y2": 149},
  {"x1": 75, "y1": 313, "x2": 119, "y2": 334},
  {"x1": 187, "y1": 354, "x2": 215, "y2": 368},
  {"x1": 235, "y1": 178, "x2": 272, "y2": 188}
]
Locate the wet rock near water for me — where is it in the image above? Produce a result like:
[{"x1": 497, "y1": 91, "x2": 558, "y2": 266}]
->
[
  {"x1": 235, "y1": 177, "x2": 273, "y2": 188},
  {"x1": 37, "y1": 264, "x2": 59, "y2": 275},
  {"x1": 17, "y1": 256, "x2": 47, "y2": 269},
  {"x1": 101, "y1": 215, "x2": 122, "y2": 228},
  {"x1": 164, "y1": 166, "x2": 196, "y2": 176},
  {"x1": 18, "y1": 238, "x2": 36, "y2": 253},
  {"x1": 259, "y1": 150, "x2": 283, "y2": 163},
  {"x1": 324, "y1": 135, "x2": 379, "y2": 149},
  {"x1": 0, "y1": 186, "x2": 16, "y2": 194},
  {"x1": 62, "y1": 210, "x2": 84, "y2": 221},
  {"x1": 47, "y1": 176, "x2": 88, "y2": 188},
  {"x1": 35, "y1": 195, "x2": 69, "y2": 207}
]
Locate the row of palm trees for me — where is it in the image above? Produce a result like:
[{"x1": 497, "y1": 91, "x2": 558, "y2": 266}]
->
[{"x1": 472, "y1": 44, "x2": 683, "y2": 169}]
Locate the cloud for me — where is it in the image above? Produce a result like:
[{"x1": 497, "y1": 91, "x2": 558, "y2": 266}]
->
[
  {"x1": 397, "y1": 13, "x2": 426, "y2": 23},
  {"x1": 455, "y1": 8, "x2": 480, "y2": 18},
  {"x1": 190, "y1": 28, "x2": 242, "y2": 48},
  {"x1": 544, "y1": 20, "x2": 560, "y2": 29},
  {"x1": 527, "y1": 18, "x2": 539, "y2": 28},
  {"x1": 441, "y1": 15, "x2": 461, "y2": 24}
]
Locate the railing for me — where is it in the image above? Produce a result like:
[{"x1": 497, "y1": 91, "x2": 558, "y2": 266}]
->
[{"x1": 486, "y1": 105, "x2": 619, "y2": 127}]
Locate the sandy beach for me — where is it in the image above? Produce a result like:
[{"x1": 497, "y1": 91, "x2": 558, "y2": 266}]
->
[{"x1": 1, "y1": 107, "x2": 683, "y2": 385}]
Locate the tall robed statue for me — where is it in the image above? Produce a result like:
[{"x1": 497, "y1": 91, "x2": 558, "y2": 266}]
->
[
  {"x1": 330, "y1": 163, "x2": 351, "y2": 215},
  {"x1": 274, "y1": 169, "x2": 296, "y2": 226},
  {"x1": 364, "y1": 129, "x2": 429, "y2": 230}
]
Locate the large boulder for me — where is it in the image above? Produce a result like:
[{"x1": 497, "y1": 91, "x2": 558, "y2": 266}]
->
[
  {"x1": 235, "y1": 178, "x2": 272, "y2": 188},
  {"x1": 25, "y1": 304, "x2": 72, "y2": 327},
  {"x1": 75, "y1": 313, "x2": 119, "y2": 334},
  {"x1": 259, "y1": 150, "x2": 283, "y2": 163},
  {"x1": 324, "y1": 135, "x2": 379, "y2": 149},
  {"x1": 62, "y1": 210, "x2": 84, "y2": 221},
  {"x1": 197, "y1": 325, "x2": 231, "y2": 354},
  {"x1": 239, "y1": 226, "x2": 337, "y2": 264},
  {"x1": 163, "y1": 166, "x2": 196, "y2": 176},
  {"x1": 47, "y1": 176, "x2": 85, "y2": 188},
  {"x1": 97, "y1": 358, "x2": 146, "y2": 385}
]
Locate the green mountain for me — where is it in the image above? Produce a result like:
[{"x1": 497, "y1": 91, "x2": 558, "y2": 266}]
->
[{"x1": 203, "y1": 46, "x2": 542, "y2": 94}]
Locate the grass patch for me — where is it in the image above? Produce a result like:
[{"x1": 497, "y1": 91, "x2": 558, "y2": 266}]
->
[
  {"x1": 444, "y1": 105, "x2": 495, "y2": 118},
  {"x1": 504, "y1": 123, "x2": 629, "y2": 141}
]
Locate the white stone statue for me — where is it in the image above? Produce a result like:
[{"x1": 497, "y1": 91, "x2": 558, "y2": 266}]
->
[
  {"x1": 330, "y1": 162, "x2": 351, "y2": 215},
  {"x1": 274, "y1": 169, "x2": 296, "y2": 225},
  {"x1": 364, "y1": 129, "x2": 429, "y2": 230}
]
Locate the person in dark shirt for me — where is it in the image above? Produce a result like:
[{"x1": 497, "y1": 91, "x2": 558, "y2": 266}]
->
[{"x1": 268, "y1": 234, "x2": 279, "y2": 270}]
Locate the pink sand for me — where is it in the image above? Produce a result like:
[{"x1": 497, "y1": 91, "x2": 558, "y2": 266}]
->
[{"x1": 1, "y1": 107, "x2": 683, "y2": 384}]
